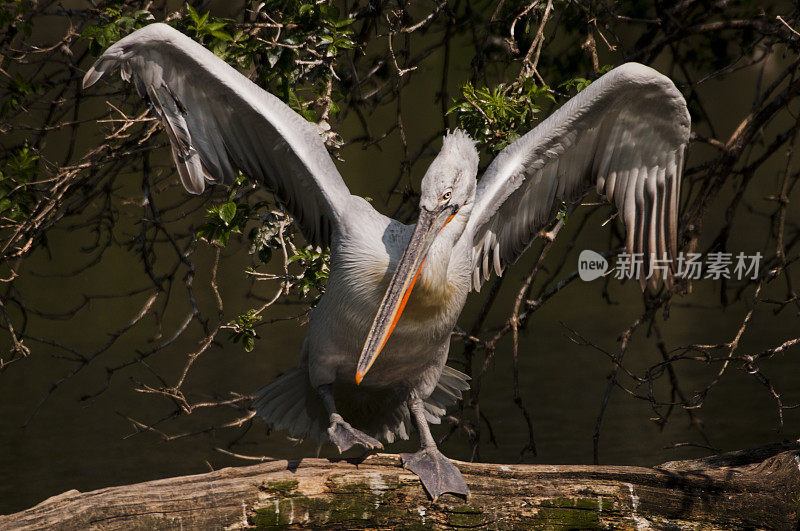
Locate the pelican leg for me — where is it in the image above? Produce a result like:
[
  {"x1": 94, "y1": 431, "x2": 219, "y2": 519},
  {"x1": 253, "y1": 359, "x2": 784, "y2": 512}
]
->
[
  {"x1": 318, "y1": 384, "x2": 383, "y2": 453},
  {"x1": 401, "y1": 396, "x2": 468, "y2": 500}
]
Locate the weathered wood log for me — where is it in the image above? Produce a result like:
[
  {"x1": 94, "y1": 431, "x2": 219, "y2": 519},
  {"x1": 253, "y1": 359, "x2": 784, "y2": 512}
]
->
[{"x1": 3, "y1": 441, "x2": 799, "y2": 529}]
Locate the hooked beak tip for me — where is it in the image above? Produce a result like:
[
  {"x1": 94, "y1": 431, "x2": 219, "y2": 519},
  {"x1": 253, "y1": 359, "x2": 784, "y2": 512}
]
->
[{"x1": 355, "y1": 371, "x2": 365, "y2": 385}]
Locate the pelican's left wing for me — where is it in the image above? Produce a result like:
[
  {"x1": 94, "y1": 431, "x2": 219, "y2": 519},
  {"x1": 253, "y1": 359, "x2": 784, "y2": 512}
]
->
[
  {"x1": 83, "y1": 23, "x2": 353, "y2": 248},
  {"x1": 466, "y1": 63, "x2": 690, "y2": 290}
]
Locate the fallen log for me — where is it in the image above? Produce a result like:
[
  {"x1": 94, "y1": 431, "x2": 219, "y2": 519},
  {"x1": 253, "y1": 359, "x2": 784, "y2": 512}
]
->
[{"x1": 3, "y1": 441, "x2": 799, "y2": 529}]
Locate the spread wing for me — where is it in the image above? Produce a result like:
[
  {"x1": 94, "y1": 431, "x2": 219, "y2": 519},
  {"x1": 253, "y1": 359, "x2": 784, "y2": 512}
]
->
[
  {"x1": 466, "y1": 63, "x2": 690, "y2": 290},
  {"x1": 83, "y1": 23, "x2": 354, "y2": 248}
]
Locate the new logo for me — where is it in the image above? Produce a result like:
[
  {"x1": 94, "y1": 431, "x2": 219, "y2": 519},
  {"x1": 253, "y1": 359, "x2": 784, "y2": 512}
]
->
[{"x1": 578, "y1": 250, "x2": 608, "y2": 281}]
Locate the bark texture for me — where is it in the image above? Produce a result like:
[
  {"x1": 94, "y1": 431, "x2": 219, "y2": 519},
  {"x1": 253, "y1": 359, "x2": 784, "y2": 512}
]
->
[{"x1": 3, "y1": 442, "x2": 799, "y2": 529}]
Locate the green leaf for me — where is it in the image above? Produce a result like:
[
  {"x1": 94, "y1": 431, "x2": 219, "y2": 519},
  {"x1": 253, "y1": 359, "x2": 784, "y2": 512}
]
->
[
  {"x1": 556, "y1": 201, "x2": 568, "y2": 224},
  {"x1": 334, "y1": 37, "x2": 354, "y2": 49},
  {"x1": 204, "y1": 21, "x2": 227, "y2": 31},
  {"x1": 220, "y1": 202, "x2": 237, "y2": 224},
  {"x1": 335, "y1": 18, "x2": 357, "y2": 28},
  {"x1": 187, "y1": 4, "x2": 199, "y2": 22},
  {"x1": 210, "y1": 30, "x2": 232, "y2": 41}
]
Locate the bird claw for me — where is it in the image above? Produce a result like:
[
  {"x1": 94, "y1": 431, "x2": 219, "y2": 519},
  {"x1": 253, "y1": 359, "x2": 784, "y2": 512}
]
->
[
  {"x1": 327, "y1": 414, "x2": 383, "y2": 453},
  {"x1": 401, "y1": 447, "x2": 468, "y2": 501}
]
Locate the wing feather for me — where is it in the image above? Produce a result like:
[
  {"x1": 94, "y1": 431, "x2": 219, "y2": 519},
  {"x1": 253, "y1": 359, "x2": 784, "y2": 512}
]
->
[
  {"x1": 83, "y1": 23, "x2": 355, "y2": 248},
  {"x1": 467, "y1": 63, "x2": 690, "y2": 290}
]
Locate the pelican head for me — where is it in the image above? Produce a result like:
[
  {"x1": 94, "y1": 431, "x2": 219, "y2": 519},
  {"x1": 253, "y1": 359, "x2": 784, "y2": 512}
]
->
[
  {"x1": 356, "y1": 130, "x2": 478, "y2": 384},
  {"x1": 418, "y1": 129, "x2": 479, "y2": 213}
]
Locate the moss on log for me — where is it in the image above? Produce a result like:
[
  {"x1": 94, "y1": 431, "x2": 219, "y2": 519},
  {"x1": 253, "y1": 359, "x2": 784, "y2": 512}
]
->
[{"x1": 2, "y1": 441, "x2": 800, "y2": 529}]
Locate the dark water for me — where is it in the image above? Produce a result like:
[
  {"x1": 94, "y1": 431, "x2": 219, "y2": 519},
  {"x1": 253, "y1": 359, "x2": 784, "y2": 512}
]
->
[{"x1": 2, "y1": 15, "x2": 799, "y2": 517}]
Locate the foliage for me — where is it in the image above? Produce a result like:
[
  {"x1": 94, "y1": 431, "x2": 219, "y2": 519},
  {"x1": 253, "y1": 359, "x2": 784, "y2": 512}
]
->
[
  {"x1": 227, "y1": 309, "x2": 262, "y2": 352},
  {"x1": 79, "y1": 1, "x2": 356, "y2": 123},
  {"x1": 448, "y1": 65, "x2": 617, "y2": 153},
  {"x1": 288, "y1": 245, "x2": 330, "y2": 298},
  {"x1": 0, "y1": 142, "x2": 39, "y2": 223},
  {"x1": 248, "y1": 211, "x2": 287, "y2": 264},
  {"x1": 555, "y1": 202, "x2": 568, "y2": 224},
  {"x1": 559, "y1": 65, "x2": 612, "y2": 94},
  {"x1": 181, "y1": 6, "x2": 258, "y2": 68},
  {"x1": 196, "y1": 201, "x2": 249, "y2": 247},
  {"x1": 248, "y1": 0, "x2": 356, "y2": 120},
  {"x1": 196, "y1": 175, "x2": 282, "y2": 259},
  {"x1": 80, "y1": 5, "x2": 154, "y2": 55},
  {"x1": 2, "y1": 74, "x2": 41, "y2": 116},
  {"x1": 448, "y1": 78, "x2": 555, "y2": 152}
]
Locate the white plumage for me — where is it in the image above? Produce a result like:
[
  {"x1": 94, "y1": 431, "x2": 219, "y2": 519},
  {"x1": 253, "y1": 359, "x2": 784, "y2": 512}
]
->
[
  {"x1": 83, "y1": 23, "x2": 690, "y2": 499},
  {"x1": 468, "y1": 62, "x2": 690, "y2": 290}
]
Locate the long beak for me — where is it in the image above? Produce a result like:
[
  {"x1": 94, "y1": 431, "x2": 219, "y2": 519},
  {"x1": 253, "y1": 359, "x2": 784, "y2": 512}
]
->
[{"x1": 355, "y1": 205, "x2": 457, "y2": 384}]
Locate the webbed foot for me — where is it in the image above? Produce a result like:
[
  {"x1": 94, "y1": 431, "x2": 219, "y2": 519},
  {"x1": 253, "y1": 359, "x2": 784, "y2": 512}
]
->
[
  {"x1": 401, "y1": 447, "x2": 468, "y2": 500},
  {"x1": 327, "y1": 413, "x2": 383, "y2": 453}
]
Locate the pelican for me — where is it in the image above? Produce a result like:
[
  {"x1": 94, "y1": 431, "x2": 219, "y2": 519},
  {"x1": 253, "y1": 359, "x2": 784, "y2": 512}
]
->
[{"x1": 83, "y1": 23, "x2": 690, "y2": 499}]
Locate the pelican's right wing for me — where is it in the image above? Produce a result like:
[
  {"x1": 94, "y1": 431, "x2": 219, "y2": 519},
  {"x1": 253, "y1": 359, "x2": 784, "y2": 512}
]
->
[
  {"x1": 466, "y1": 63, "x2": 690, "y2": 290},
  {"x1": 83, "y1": 23, "x2": 352, "y2": 248}
]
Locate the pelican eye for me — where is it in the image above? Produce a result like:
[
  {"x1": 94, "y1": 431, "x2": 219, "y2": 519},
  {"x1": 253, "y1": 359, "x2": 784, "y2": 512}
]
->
[{"x1": 440, "y1": 190, "x2": 452, "y2": 203}]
